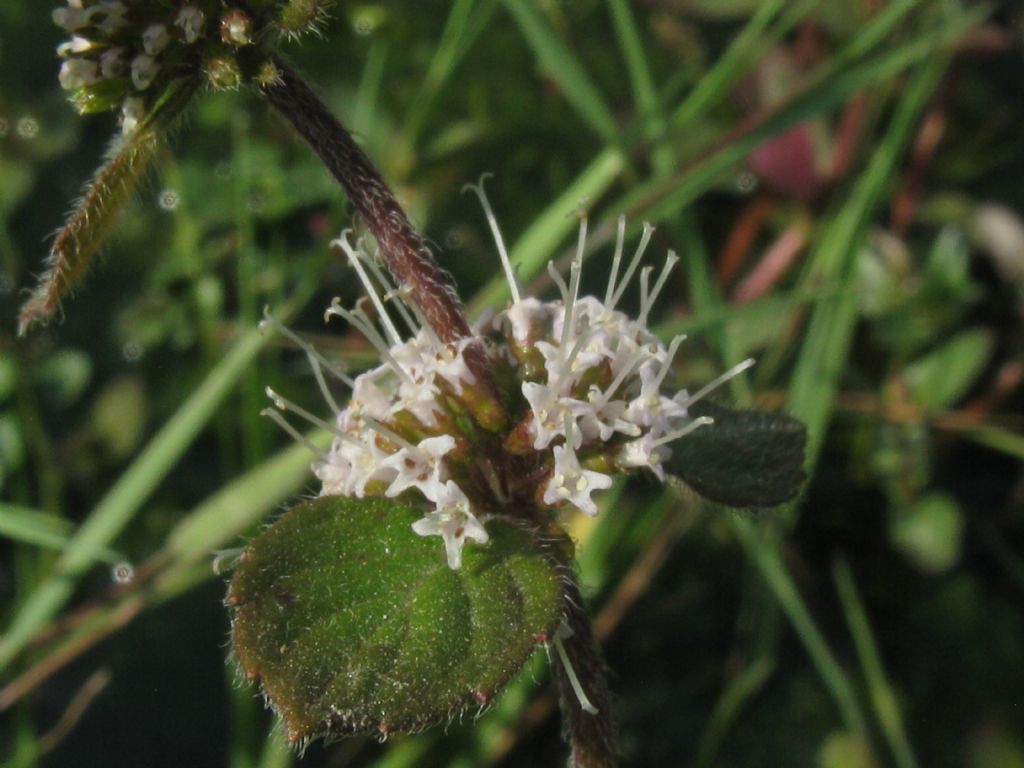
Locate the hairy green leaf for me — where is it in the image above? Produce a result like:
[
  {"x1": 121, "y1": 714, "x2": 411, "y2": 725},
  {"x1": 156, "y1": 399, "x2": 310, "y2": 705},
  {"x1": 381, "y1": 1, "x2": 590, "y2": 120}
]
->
[
  {"x1": 229, "y1": 496, "x2": 564, "y2": 745},
  {"x1": 667, "y1": 401, "x2": 807, "y2": 508}
]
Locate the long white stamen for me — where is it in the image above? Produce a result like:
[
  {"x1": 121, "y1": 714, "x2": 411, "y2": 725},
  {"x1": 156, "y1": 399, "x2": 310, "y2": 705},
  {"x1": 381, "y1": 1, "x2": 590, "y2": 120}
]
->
[
  {"x1": 610, "y1": 222, "x2": 654, "y2": 310},
  {"x1": 333, "y1": 231, "x2": 402, "y2": 346},
  {"x1": 652, "y1": 416, "x2": 714, "y2": 447},
  {"x1": 557, "y1": 319, "x2": 592, "y2": 391},
  {"x1": 604, "y1": 215, "x2": 627, "y2": 306},
  {"x1": 265, "y1": 386, "x2": 352, "y2": 441},
  {"x1": 653, "y1": 335, "x2": 686, "y2": 391},
  {"x1": 260, "y1": 310, "x2": 350, "y2": 412},
  {"x1": 640, "y1": 251, "x2": 679, "y2": 325},
  {"x1": 561, "y1": 215, "x2": 587, "y2": 348},
  {"x1": 547, "y1": 261, "x2": 570, "y2": 305},
  {"x1": 638, "y1": 266, "x2": 652, "y2": 326},
  {"x1": 357, "y1": 248, "x2": 419, "y2": 335},
  {"x1": 684, "y1": 358, "x2": 756, "y2": 408},
  {"x1": 552, "y1": 634, "x2": 598, "y2": 715},
  {"x1": 362, "y1": 416, "x2": 416, "y2": 452},
  {"x1": 260, "y1": 408, "x2": 329, "y2": 458},
  {"x1": 463, "y1": 174, "x2": 521, "y2": 304},
  {"x1": 596, "y1": 345, "x2": 650, "y2": 406},
  {"x1": 397, "y1": 288, "x2": 443, "y2": 348},
  {"x1": 325, "y1": 302, "x2": 415, "y2": 386},
  {"x1": 260, "y1": 308, "x2": 353, "y2": 385}
]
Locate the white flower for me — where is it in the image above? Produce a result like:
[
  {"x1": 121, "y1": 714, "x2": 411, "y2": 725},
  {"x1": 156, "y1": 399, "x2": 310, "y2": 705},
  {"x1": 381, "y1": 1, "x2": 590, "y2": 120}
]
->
[
  {"x1": 543, "y1": 438, "x2": 613, "y2": 517},
  {"x1": 503, "y1": 297, "x2": 548, "y2": 343},
  {"x1": 335, "y1": 434, "x2": 397, "y2": 497},
  {"x1": 260, "y1": 193, "x2": 754, "y2": 571},
  {"x1": 175, "y1": 6, "x2": 204, "y2": 44},
  {"x1": 58, "y1": 58, "x2": 99, "y2": 90},
  {"x1": 382, "y1": 435, "x2": 455, "y2": 501},
  {"x1": 412, "y1": 481, "x2": 489, "y2": 570},
  {"x1": 53, "y1": 6, "x2": 87, "y2": 33},
  {"x1": 100, "y1": 47, "x2": 126, "y2": 79},
  {"x1": 88, "y1": 2, "x2": 127, "y2": 36},
  {"x1": 131, "y1": 54, "x2": 159, "y2": 90},
  {"x1": 617, "y1": 433, "x2": 668, "y2": 481},
  {"x1": 57, "y1": 36, "x2": 94, "y2": 58},
  {"x1": 121, "y1": 96, "x2": 145, "y2": 134},
  {"x1": 142, "y1": 24, "x2": 170, "y2": 56}
]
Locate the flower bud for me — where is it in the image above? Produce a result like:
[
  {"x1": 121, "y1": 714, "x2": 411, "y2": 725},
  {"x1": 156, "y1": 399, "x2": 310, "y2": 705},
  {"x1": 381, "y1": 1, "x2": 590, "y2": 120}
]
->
[
  {"x1": 220, "y1": 9, "x2": 254, "y2": 47},
  {"x1": 205, "y1": 55, "x2": 243, "y2": 90}
]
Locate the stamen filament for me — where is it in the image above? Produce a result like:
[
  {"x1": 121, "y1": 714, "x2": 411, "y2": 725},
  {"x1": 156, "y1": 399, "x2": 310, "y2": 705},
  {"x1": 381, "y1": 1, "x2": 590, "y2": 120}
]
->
[
  {"x1": 326, "y1": 302, "x2": 415, "y2": 386},
  {"x1": 652, "y1": 415, "x2": 714, "y2": 447},
  {"x1": 640, "y1": 251, "x2": 679, "y2": 325},
  {"x1": 399, "y1": 289, "x2": 444, "y2": 348},
  {"x1": 265, "y1": 386, "x2": 351, "y2": 442},
  {"x1": 561, "y1": 215, "x2": 587, "y2": 348},
  {"x1": 684, "y1": 358, "x2": 756, "y2": 408},
  {"x1": 357, "y1": 248, "x2": 419, "y2": 335},
  {"x1": 547, "y1": 260, "x2": 570, "y2": 306},
  {"x1": 260, "y1": 307, "x2": 354, "y2": 389},
  {"x1": 362, "y1": 416, "x2": 416, "y2": 452},
  {"x1": 653, "y1": 335, "x2": 686, "y2": 391},
  {"x1": 333, "y1": 230, "x2": 403, "y2": 346},
  {"x1": 609, "y1": 222, "x2": 654, "y2": 310},
  {"x1": 596, "y1": 344, "x2": 650, "y2": 406},
  {"x1": 604, "y1": 215, "x2": 627, "y2": 306},
  {"x1": 260, "y1": 407, "x2": 329, "y2": 458},
  {"x1": 552, "y1": 634, "x2": 598, "y2": 715},
  {"x1": 463, "y1": 174, "x2": 521, "y2": 303}
]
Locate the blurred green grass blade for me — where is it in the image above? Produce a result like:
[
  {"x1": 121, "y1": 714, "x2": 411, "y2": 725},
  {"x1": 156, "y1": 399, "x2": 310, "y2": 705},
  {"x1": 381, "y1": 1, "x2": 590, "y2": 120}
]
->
[
  {"x1": 962, "y1": 425, "x2": 1024, "y2": 460},
  {"x1": 731, "y1": 518, "x2": 870, "y2": 737},
  {"x1": 0, "y1": 433, "x2": 329, "y2": 712},
  {"x1": 669, "y1": 0, "x2": 803, "y2": 129},
  {"x1": 163, "y1": 430, "x2": 330, "y2": 565},
  {"x1": 694, "y1": 652, "x2": 776, "y2": 768},
  {"x1": 0, "y1": 504, "x2": 120, "y2": 564},
  {"x1": 255, "y1": 730, "x2": 293, "y2": 768},
  {"x1": 353, "y1": 39, "x2": 389, "y2": 138},
  {"x1": 405, "y1": 0, "x2": 492, "y2": 143},
  {"x1": 834, "y1": 558, "x2": 920, "y2": 768},
  {"x1": 637, "y1": 13, "x2": 975, "y2": 228},
  {"x1": 467, "y1": 148, "x2": 625, "y2": 316},
  {"x1": 370, "y1": 737, "x2": 435, "y2": 768},
  {"x1": 786, "y1": 56, "x2": 950, "y2": 469},
  {"x1": 0, "y1": 322, "x2": 274, "y2": 669},
  {"x1": 827, "y1": 0, "x2": 925, "y2": 72},
  {"x1": 606, "y1": 0, "x2": 673, "y2": 173},
  {"x1": 499, "y1": 0, "x2": 619, "y2": 143}
]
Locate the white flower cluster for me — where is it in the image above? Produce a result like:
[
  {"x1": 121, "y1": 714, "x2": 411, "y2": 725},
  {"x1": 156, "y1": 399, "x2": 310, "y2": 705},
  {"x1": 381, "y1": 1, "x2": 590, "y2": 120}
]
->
[
  {"x1": 53, "y1": 1, "x2": 206, "y2": 132},
  {"x1": 263, "y1": 190, "x2": 751, "y2": 572},
  {"x1": 479, "y1": 204, "x2": 746, "y2": 520}
]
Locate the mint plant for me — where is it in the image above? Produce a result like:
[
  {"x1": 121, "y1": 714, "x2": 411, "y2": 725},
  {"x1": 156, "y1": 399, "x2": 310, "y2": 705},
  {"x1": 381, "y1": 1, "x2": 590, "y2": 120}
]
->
[{"x1": 27, "y1": 4, "x2": 807, "y2": 766}]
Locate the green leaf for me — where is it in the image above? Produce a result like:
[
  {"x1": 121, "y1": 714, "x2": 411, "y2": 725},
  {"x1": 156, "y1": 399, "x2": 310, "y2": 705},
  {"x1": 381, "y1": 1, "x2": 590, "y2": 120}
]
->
[
  {"x1": 666, "y1": 401, "x2": 806, "y2": 508},
  {"x1": 229, "y1": 496, "x2": 564, "y2": 744},
  {"x1": 889, "y1": 492, "x2": 965, "y2": 573},
  {"x1": 903, "y1": 328, "x2": 993, "y2": 412}
]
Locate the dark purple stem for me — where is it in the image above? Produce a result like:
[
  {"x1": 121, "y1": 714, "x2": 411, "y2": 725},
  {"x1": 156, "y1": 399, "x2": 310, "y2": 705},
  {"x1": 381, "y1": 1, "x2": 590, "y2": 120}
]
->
[
  {"x1": 262, "y1": 55, "x2": 472, "y2": 344},
  {"x1": 555, "y1": 573, "x2": 618, "y2": 768}
]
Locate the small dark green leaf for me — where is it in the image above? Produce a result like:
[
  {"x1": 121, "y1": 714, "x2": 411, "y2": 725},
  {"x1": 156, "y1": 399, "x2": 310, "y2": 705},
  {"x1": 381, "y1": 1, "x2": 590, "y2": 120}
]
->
[
  {"x1": 229, "y1": 495, "x2": 564, "y2": 745},
  {"x1": 666, "y1": 400, "x2": 807, "y2": 508}
]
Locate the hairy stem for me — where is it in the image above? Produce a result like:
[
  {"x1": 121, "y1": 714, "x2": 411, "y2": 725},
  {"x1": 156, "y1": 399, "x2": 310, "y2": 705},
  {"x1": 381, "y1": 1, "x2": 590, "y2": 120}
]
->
[
  {"x1": 554, "y1": 573, "x2": 617, "y2": 768},
  {"x1": 18, "y1": 78, "x2": 199, "y2": 336},
  {"x1": 261, "y1": 55, "x2": 472, "y2": 343}
]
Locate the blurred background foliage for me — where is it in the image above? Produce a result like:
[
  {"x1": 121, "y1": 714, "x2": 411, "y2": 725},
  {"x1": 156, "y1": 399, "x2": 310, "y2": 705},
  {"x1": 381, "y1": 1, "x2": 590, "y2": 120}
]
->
[{"x1": 2, "y1": 1, "x2": 1024, "y2": 767}]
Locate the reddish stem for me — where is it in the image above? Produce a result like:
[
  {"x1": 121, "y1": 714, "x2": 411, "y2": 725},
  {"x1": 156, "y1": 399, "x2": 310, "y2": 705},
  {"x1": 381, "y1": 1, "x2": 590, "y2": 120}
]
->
[{"x1": 262, "y1": 56, "x2": 472, "y2": 344}]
